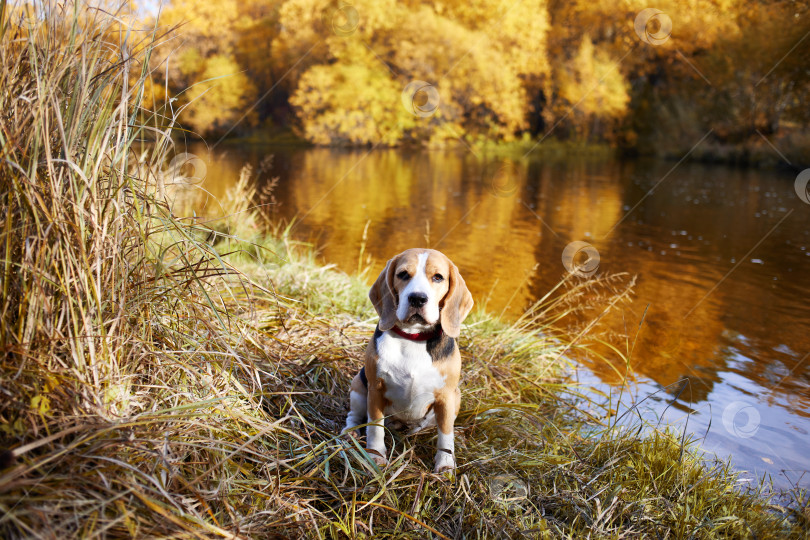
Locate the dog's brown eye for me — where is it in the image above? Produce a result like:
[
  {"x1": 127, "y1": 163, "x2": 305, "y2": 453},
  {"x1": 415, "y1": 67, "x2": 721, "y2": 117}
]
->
[
  {"x1": 397, "y1": 271, "x2": 411, "y2": 280},
  {"x1": 432, "y1": 274, "x2": 444, "y2": 283}
]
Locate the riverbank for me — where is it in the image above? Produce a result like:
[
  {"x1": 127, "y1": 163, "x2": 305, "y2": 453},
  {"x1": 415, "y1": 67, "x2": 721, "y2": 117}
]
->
[
  {"x1": 1, "y1": 5, "x2": 808, "y2": 538},
  {"x1": 3, "y1": 198, "x2": 809, "y2": 537},
  {"x1": 470, "y1": 130, "x2": 809, "y2": 170},
  {"x1": 221, "y1": 126, "x2": 810, "y2": 173}
]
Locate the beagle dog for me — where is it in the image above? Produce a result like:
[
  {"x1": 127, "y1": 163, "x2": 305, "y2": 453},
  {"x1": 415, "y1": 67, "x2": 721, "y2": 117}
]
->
[{"x1": 344, "y1": 249, "x2": 473, "y2": 473}]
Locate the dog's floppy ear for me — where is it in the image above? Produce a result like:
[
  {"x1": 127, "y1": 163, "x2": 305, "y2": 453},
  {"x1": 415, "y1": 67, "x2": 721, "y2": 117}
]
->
[
  {"x1": 369, "y1": 256, "x2": 400, "y2": 331},
  {"x1": 440, "y1": 261, "x2": 473, "y2": 338}
]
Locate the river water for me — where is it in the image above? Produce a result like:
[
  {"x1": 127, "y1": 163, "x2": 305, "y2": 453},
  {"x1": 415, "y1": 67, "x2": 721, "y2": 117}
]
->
[{"x1": 182, "y1": 142, "x2": 810, "y2": 491}]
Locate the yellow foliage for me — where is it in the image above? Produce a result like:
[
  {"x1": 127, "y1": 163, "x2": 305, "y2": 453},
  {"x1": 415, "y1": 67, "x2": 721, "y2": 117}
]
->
[
  {"x1": 426, "y1": 0, "x2": 550, "y2": 77},
  {"x1": 557, "y1": 37, "x2": 630, "y2": 139},
  {"x1": 150, "y1": 0, "x2": 278, "y2": 136},
  {"x1": 145, "y1": 0, "x2": 807, "y2": 147},
  {"x1": 290, "y1": 59, "x2": 412, "y2": 145},
  {"x1": 159, "y1": 0, "x2": 245, "y2": 47},
  {"x1": 183, "y1": 55, "x2": 258, "y2": 136},
  {"x1": 281, "y1": 0, "x2": 549, "y2": 144},
  {"x1": 178, "y1": 47, "x2": 204, "y2": 78}
]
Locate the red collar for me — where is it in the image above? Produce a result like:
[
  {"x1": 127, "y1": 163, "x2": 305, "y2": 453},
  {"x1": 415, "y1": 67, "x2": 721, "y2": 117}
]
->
[{"x1": 390, "y1": 325, "x2": 442, "y2": 341}]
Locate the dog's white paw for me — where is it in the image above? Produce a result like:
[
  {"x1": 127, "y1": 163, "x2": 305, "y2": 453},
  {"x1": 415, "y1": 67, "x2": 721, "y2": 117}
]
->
[
  {"x1": 434, "y1": 450, "x2": 455, "y2": 473},
  {"x1": 366, "y1": 448, "x2": 388, "y2": 468}
]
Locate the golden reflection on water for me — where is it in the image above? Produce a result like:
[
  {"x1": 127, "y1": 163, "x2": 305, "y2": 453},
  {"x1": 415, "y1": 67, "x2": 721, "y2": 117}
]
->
[{"x1": 182, "y1": 143, "x2": 810, "y2": 423}]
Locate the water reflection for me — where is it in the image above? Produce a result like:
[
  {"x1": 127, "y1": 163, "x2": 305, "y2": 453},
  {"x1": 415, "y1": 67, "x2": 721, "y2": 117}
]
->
[{"x1": 184, "y1": 142, "x2": 810, "y2": 488}]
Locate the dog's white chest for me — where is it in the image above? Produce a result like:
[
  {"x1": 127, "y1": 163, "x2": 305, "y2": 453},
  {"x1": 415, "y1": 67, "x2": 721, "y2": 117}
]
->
[{"x1": 376, "y1": 332, "x2": 446, "y2": 422}]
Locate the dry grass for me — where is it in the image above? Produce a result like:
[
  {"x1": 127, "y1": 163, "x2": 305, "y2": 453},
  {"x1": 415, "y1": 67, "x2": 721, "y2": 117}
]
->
[{"x1": 1, "y1": 2, "x2": 808, "y2": 538}]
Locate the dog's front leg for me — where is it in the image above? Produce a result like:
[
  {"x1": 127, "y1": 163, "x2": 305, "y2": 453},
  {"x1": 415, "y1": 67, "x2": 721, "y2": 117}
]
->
[
  {"x1": 433, "y1": 388, "x2": 458, "y2": 473},
  {"x1": 344, "y1": 372, "x2": 368, "y2": 434},
  {"x1": 365, "y1": 383, "x2": 388, "y2": 467}
]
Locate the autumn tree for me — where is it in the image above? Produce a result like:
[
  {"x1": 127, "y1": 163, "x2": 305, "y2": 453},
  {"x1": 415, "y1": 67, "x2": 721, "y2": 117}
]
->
[
  {"x1": 552, "y1": 37, "x2": 630, "y2": 141},
  {"x1": 149, "y1": 0, "x2": 283, "y2": 136},
  {"x1": 277, "y1": 0, "x2": 550, "y2": 145},
  {"x1": 144, "y1": 0, "x2": 808, "y2": 151}
]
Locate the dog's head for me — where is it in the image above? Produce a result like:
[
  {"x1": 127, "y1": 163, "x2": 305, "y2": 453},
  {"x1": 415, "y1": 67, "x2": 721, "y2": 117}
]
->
[{"x1": 369, "y1": 249, "x2": 473, "y2": 337}]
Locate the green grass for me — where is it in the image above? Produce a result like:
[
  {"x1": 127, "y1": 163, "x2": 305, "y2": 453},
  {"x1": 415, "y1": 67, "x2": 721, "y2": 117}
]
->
[
  {"x1": 468, "y1": 132, "x2": 616, "y2": 161},
  {"x1": 1, "y1": 1, "x2": 808, "y2": 538}
]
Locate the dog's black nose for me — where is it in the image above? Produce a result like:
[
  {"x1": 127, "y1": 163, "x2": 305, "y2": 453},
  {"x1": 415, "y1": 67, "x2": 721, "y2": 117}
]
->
[{"x1": 408, "y1": 292, "x2": 428, "y2": 308}]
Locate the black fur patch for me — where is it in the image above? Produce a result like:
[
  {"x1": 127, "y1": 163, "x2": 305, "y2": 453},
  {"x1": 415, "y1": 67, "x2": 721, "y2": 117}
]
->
[
  {"x1": 359, "y1": 366, "x2": 368, "y2": 388},
  {"x1": 427, "y1": 330, "x2": 456, "y2": 363}
]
